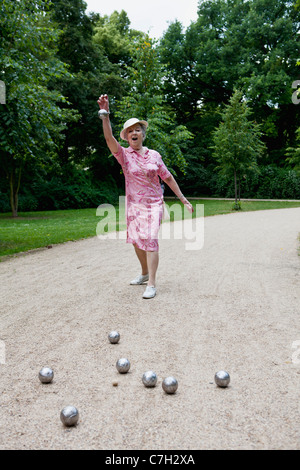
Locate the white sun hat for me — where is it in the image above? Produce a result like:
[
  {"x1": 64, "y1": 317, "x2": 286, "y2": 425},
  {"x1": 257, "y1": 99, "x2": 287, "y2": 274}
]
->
[{"x1": 120, "y1": 118, "x2": 148, "y2": 140}]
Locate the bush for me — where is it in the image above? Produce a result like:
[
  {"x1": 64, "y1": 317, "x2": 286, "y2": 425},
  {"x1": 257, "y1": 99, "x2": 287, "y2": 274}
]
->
[
  {"x1": 0, "y1": 164, "x2": 121, "y2": 213},
  {"x1": 243, "y1": 166, "x2": 300, "y2": 199},
  {"x1": 199, "y1": 165, "x2": 300, "y2": 200},
  {"x1": 1, "y1": 161, "x2": 299, "y2": 215},
  {"x1": 31, "y1": 174, "x2": 120, "y2": 211},
  {"x1": 0, "y1": 191, "x2": 10, "y2": 212},
  {"x1": 18, "y1": 192, "x2": 39, "y2": 212},
  {"x1": 232, "y1": 201, "x2": 242, "y2": 210}
]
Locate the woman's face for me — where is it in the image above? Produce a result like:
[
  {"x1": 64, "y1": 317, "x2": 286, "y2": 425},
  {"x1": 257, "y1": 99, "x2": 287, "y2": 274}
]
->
[{"x1": 127, "y1": 124, "x2": 144, "y2": 149}]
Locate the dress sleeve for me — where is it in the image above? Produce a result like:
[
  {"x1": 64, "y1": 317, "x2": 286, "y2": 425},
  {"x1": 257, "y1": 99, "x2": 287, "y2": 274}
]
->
[
  {"x1": 113, "y1": 143, "x2": 125, "y2": 166},
  {"x1": 157, "y1": 153, "x2": 171, "y2": 180}
]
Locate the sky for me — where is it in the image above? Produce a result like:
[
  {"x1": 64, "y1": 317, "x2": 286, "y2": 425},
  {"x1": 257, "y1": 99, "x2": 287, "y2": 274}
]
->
[{"x1": 85, "y1": 0, "x2": 199, "y2": 40}]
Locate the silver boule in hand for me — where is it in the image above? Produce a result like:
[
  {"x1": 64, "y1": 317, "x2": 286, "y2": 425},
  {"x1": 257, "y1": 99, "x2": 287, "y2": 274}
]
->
[{"x1": 98, "y1": 109, "x2": 109, "y2": 120}]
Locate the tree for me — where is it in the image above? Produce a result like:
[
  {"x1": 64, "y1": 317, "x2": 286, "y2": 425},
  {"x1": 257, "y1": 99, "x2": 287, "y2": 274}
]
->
[
  {"x1": 286, "y1": 127, "x2": 300, "y2": 173},
  {"x1": 158, "y1": 20, "x2": 197, "y2": 118},
  {"x1": 159, "y1": 0, "x2": 300, "y2": 168},
  {"x1": 287, "y1": 0, "x2": 300, "y2": 174},
  {"x1": 89, "y1": 10, "x2": 146, "y2": 185},
  {"x1": 114, "y1": 37, "x2": 193, "y2": 176},
  {"x1": 0, "y1": 0, "x2": 75, "y2": 217},
  {"x1": 47, "y1": 4, "x2": 148, "y2": 190},
  {"x1": 93, "y1": 10, "x2": 144, "y2": 66},
  {"x1": 48, "y1": 0, "x2": 119, "y2": 166},
  {"x1": 211, "y1": 89, "x2": 266, "y2": 205}
]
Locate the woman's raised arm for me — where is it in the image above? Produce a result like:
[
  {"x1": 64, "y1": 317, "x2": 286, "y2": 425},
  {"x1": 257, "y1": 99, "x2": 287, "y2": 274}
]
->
[{"x1": 97, "y1": 94, "x2": 119, "y2": 155}]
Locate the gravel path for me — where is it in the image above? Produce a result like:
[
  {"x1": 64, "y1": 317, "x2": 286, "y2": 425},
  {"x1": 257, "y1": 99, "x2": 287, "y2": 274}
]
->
[{"x1": 0, "y1": 207, "x2": 300, "y2": 450}]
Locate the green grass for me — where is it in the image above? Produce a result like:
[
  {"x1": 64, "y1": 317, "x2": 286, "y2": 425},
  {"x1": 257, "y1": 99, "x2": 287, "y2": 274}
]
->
[
  {"x1": 190, "y1": 199, "x2": 300, "y2": 217},
  {"x1": 1, "y1": 199, "x2": 300, "y2": 258},
  {"x1": 0, "y1": 207, "x2": 126, "y2": 258}
]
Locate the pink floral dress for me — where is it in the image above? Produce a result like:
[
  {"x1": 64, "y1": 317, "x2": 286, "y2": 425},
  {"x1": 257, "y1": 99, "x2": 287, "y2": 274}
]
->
[{"x1": 113, "y1": 143, "x2": 171, "y2": 251}]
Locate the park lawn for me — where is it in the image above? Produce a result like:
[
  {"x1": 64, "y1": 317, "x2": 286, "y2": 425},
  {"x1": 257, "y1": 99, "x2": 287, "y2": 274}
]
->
[
  {"x1": 1, "y1": 199, "x2": 300, "y2": 258},
  {"x1": 192, "y1": 199, "x2": 300, "y2": 217},
  {"x1": 0, "y1": 207, "x2": 126, "y2": 258}
]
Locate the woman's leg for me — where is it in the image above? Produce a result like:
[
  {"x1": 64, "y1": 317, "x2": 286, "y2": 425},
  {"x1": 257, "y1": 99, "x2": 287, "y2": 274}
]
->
[
  {"x1": 146, "y1": 251, "x2": 159, "y2": 287},
  {"x1": 133, "y1": 245, "x2": 159, "y2": 287},
  {"x1": 133, "y1": 244, "x2": 148, "y2": 275}
]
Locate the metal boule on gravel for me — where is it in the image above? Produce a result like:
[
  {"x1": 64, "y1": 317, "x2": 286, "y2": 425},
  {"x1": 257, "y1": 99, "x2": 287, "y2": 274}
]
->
[
  {"x1": 108, "y1": 331, "x2": 120, "y2": 344},
  {"x1": 116, "y1": 358, "x2": 130, "y2": 374},
  {"x1": 162, "y1": 376, "x2": 178, "y2": 394},
  {"x1": 60, "y1": 406, "x2": 79, "y2": 427},
  {"x1": 142, "y1": 371, "x2": 157, "y2": 388},
  {"x1": 214, "y1": 370, "x2": 230, "y2": 388},
  {"x1": 38, "y1": 367, "x2": 54, "y2": 384}
]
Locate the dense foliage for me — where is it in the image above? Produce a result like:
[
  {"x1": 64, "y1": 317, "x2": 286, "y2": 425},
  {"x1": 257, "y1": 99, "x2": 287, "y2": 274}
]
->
[{"x1": 0, "y1": 0, "x2": 300, "y2": 216}]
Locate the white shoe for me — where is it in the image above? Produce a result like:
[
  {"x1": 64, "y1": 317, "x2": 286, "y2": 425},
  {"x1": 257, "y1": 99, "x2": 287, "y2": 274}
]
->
[
  {"x1": 143, "y1": 286, "x2": 157, "y2": 299},
  {"x1": 130, "y1": 273, "x2": 149, "y2": 285}
]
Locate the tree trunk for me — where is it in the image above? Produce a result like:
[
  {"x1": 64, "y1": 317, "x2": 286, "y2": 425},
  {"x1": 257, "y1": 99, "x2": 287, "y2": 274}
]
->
[
  {"x1": 234, "y1": 169, "x2": 238, "y2": 204},
  {"x1": 9, "y1": 167, "x2": 22, "y2": 218}
]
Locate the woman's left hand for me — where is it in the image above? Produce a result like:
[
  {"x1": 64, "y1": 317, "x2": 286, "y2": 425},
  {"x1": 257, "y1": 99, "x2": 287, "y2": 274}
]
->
[
  {"x1": 97, "y1": 94, "x2": 110, "y2": 112},
  {"x1": 184, "y1": 200, "x2": 194, "y2": 213}
]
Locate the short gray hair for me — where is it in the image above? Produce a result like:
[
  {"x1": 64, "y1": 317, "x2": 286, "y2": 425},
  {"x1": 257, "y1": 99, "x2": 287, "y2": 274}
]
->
[{"x1": 140, "y1": 123, "x2": 147, "y2": 141}]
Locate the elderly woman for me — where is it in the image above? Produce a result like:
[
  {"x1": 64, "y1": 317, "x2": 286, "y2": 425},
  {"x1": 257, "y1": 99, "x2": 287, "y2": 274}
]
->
[{"x1": 97, "y1": 94, "x2": 193, "y2": 299}]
